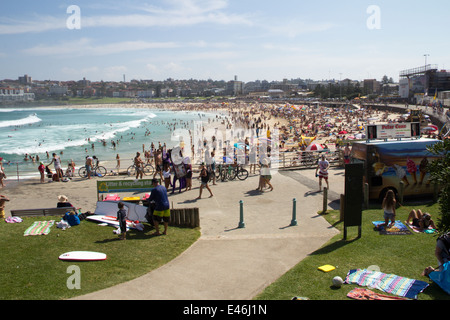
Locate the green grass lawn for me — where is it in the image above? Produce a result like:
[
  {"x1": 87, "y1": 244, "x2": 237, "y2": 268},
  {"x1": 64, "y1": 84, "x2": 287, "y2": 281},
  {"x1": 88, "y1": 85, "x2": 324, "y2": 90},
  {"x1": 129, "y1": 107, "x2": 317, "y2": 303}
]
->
[
  {"x1": 256, "y1": 202, "x2": 450, "y2": 300},
  {"x1": 0, "y1": 217, "x2": 200, "y2": 300}
]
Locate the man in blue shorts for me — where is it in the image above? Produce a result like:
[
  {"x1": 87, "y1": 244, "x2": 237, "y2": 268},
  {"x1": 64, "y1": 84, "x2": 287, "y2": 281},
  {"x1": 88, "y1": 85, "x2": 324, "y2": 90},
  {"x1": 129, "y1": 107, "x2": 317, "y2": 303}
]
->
[{"x1": 148, "y1": 178, "x2": 170, "y2": 235}]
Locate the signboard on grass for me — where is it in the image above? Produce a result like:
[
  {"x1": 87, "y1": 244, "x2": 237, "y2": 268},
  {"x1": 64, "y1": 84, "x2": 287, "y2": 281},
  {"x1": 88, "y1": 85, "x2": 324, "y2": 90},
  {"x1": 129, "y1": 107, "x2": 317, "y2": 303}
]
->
[{"x1": 97, "y1": 179, "x2": 158, "y2": 194}]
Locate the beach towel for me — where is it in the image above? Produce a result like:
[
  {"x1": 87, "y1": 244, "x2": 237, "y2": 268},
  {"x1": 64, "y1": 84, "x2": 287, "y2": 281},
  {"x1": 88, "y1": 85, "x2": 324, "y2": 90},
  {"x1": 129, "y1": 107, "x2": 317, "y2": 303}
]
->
[
  {"x1": 24, "y1": 220, "x2": 55, "y2": 236},
  {"x1": 345, "y1": 269, "x2": 429, "y2": 299},
  {"x1": 347, "y1": 288, "x2": 409, "y2": 300},
  {"x1": 405, "y1": 222, "x2": 436, "y2": 234},
  {"x1": 372, "y1": 220, "x2": 411, "y2": 235},
  {"x1": 5, "y1": 216, "x2": 23, "y2": 223}
]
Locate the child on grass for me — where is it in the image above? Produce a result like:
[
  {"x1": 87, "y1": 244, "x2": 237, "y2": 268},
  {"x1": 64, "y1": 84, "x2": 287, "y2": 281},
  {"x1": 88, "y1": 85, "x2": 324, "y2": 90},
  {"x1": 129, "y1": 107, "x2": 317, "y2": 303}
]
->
[{"x1": 117, "y1": 202, "x2": 127, "y2": 240}]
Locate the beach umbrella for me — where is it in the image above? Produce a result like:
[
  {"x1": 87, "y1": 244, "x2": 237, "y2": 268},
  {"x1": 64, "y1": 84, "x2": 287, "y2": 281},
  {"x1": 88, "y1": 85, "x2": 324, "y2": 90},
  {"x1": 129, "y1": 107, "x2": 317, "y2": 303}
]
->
[
  {"x1": 338, "y1": 130, "x2": 348, "y2": 134},
  {"x1": 421, "y1": 125, "x2": 438, "y2": 132},
  {"x1": 355, "y1": 133, "x2": 366, "y2": 139},
  {"x1": 306, "y1": 143, "x2": 324, "y2": 151}
]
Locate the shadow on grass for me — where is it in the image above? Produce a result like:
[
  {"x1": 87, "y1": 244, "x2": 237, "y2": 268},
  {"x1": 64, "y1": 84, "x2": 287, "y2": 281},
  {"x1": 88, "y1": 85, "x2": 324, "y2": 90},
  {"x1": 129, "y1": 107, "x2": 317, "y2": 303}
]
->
[
  {"x1": 309, "y1": 237, "x2": 360, "y2": 256},
  {"x1": 94, "y1": 224, "x2": 163, "y2": 243}
]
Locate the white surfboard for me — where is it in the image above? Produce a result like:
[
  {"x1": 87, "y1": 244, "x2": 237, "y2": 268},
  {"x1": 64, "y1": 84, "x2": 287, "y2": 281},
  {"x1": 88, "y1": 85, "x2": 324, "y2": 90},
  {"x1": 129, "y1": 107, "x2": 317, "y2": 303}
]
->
[
  {"x1": 59, "y1": 251, "x2": 107, "y2": 261},
  {"x1": 94, "y1": 201, "x2": 148, "y2": 222},
  {"x1": 86, "y1": 215, "x2": 137, "y2": 230}
]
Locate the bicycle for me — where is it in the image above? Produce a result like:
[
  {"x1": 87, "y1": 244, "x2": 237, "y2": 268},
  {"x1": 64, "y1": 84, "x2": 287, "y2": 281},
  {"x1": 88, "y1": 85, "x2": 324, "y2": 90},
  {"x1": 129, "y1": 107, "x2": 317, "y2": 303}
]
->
[
  {"x1": 216, "y1": 163, "x2": 232, "y2": 181},
  {"x1": 234, "y1": 165, "x2": 249, "y2": 181},
  {"x1": 127, "y1": 162, "x2": 155, "y2": 177},
  {"x1": 215, "y1": 163, "x2": 248, "y2": 181},
  {"x1": 215, "y1": 163, "x2": 226, "y2": 181},
  {"x1": 78, "y1": 165, "x2": 107, "y2": 178}
]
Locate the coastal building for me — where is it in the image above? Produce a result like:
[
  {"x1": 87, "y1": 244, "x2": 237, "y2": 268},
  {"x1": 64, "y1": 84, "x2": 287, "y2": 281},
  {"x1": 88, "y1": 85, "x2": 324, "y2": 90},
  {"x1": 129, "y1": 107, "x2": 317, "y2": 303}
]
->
[
  {"x1": 49, "y1": 85, "x2": 69, "y2": 97},
  {"x1": 226, "y1": 76, "x2": 244, "y2": 96},
  {"x1": 18, "y1": 74, "x2": 32, "y2": 85},
  {"x1": 0, "y1": 87, "x2": 35, "y2": 102},
  {"x1": 363, "y1": 79, "x2": 380, "y2": 94},
  {"x1": 399, "y1": 64, "x2": 450, "y2": 100}
]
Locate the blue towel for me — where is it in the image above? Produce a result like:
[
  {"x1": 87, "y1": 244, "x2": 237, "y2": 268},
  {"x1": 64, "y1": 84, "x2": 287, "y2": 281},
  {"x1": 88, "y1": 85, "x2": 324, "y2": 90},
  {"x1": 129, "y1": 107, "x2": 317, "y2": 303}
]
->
[
  {"x1": 372, "y1": 220, "x2": 411, "y2": 235},
  {"x1": 429, "y1": 262, "x2": 450, "y2": 295}
]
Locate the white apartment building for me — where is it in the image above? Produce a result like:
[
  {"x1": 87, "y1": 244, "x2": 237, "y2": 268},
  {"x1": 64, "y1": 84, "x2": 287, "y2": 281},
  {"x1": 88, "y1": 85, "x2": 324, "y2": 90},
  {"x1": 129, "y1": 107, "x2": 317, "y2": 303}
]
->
[{"x1": 0, "y1": 87, "x2": 35, "y2": 102}]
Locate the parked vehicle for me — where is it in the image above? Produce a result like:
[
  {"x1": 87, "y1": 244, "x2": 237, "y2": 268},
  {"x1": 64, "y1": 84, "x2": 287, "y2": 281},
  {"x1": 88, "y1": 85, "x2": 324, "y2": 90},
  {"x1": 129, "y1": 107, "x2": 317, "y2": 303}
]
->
[{"x1": 350, "y1": 138, "x2": 442, "y2": 200}]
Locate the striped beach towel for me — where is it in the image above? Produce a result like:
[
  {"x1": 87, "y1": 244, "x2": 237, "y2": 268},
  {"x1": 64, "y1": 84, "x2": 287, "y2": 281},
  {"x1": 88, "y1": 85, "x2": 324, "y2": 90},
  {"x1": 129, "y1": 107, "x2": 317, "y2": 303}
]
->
[
  {"x1": 24, "y1": 220, "x2": 55, "y2": 236},
  {"x1": 345, "y1": 269, "x2": 429, "y2": 299}
]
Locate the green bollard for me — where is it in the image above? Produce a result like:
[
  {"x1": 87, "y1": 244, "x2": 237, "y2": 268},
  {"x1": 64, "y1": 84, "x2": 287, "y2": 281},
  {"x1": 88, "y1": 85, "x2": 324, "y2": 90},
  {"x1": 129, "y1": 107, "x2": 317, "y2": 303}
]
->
[
  {"x1": 290, "y1": 198, "x2": 298, "y2": 226},
  {"x1": 238, "y1": 200, "x2": 245, "y2": 228}
]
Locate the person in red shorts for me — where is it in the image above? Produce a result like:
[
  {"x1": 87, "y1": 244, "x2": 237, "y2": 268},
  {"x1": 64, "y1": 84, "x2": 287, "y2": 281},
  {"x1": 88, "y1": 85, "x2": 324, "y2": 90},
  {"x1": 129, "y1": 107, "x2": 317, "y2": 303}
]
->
[{"x1": 315, "y1": 154, "x2": 329, "y2": 191}]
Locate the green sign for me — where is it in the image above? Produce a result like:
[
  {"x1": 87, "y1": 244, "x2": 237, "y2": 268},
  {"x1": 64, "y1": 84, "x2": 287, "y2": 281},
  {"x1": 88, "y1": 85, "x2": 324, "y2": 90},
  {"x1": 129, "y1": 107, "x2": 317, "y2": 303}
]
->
[{"x1": 97, "y1": 179, "x2": 158, "y2": 194}]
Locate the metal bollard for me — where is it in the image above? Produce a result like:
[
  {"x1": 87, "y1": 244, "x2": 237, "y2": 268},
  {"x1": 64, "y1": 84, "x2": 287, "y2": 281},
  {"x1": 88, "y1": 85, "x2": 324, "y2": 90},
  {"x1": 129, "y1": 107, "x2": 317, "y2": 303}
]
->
[
  {"x1": 322, "y1": 187, "x2": 328, "y2": 214},
  {"x1": 290, "y1": 198, "x2": 298, "y2": 226},
  {"x1": 238, "y1": 200, "x2": 245, "y2": 228}
]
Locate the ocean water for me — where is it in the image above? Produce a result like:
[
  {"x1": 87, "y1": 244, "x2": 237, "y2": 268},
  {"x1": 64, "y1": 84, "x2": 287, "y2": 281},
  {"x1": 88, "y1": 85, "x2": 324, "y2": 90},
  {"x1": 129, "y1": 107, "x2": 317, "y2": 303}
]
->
[{"x1": 0, "y1": 106, "x2": 222, "y2": 180}]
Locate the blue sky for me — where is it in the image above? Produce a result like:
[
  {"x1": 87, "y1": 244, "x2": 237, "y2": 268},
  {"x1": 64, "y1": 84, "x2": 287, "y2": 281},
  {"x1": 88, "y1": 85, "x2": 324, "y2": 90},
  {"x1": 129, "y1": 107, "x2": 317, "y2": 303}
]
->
[{"x1": 1, "y1": 0, "x2": 449, "y2": 83}]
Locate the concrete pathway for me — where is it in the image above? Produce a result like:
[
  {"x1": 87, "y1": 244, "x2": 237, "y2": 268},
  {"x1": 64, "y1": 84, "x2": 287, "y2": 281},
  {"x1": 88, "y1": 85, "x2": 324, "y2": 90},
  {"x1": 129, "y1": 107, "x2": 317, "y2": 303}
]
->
[{"x1": 73, "y1": 167, "x2": 343, "y2": 300}]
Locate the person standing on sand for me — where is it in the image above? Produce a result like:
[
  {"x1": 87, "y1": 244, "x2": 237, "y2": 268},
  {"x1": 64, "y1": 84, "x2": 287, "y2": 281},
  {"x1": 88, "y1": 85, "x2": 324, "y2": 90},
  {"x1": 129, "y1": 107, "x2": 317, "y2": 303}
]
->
[
  {"x1": 116, "y1": 154, "x2": 120, "y2": 174},
  {"x1": 85, "y1": 155, "x2": 93, "y2": 179},
  {"x1": 0, "y1": 157, "x2": 6, "y2": 188},
  {"x1": 38, "y1": 162, "x2": 45, "y2": 183},
  {"x1": 48, "y1": 153, "x2": 63, "y2": 182}
]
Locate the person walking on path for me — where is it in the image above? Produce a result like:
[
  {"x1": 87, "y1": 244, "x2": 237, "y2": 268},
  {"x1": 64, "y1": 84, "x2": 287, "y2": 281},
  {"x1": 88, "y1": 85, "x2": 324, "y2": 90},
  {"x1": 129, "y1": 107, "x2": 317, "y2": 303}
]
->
[
  {"x1": 315, "y1": 154, "x2": 329, "y2": 191},
  {"x1": 148, "y1": 178, "x2": 170, "y2": 236},
  {"x1": 196, "y1": 163, "x2": 213, "y2": 199}
]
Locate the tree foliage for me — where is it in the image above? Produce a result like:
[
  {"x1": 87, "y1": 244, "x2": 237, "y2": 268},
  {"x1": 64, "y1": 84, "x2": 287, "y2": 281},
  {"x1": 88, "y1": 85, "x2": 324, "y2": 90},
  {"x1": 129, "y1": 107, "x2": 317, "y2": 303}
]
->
[{"x1": 427, "y1": 139, "x2": 450, "y2": 234}]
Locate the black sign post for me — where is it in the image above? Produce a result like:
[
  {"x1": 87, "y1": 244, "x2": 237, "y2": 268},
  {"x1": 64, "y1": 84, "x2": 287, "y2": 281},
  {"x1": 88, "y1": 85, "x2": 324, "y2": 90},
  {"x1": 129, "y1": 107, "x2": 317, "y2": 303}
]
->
[{"x1": 343, "y1": 163, "x2": 364, "y2": 240}]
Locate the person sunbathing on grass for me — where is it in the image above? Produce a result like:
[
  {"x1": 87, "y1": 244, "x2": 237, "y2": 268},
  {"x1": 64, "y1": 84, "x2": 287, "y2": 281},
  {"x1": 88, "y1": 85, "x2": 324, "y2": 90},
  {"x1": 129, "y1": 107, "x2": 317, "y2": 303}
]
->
[{"x1": 405, "y1": 209, "x2": 436, "y2": 231}]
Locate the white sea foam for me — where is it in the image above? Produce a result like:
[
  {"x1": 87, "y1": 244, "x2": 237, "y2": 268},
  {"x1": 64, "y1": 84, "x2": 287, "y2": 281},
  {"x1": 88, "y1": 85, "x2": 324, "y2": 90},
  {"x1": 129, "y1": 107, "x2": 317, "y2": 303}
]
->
[
  {"x1": 0, "y1": 113, "x2": 156, "y2": 155},
  {"x1": 0, "y1": 114, "x2": 42, "y2": 128}
]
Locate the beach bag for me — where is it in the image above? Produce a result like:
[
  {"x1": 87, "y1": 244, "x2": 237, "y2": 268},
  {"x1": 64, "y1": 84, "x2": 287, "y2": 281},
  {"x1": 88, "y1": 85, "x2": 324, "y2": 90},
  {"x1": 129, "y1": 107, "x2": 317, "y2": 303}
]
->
[
  {"x1": 145, "y1": 201, "x2": 155, "y2": 226},
  {"x1": 57, "y1": 220, "x2": 70, "y2": 230}
]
